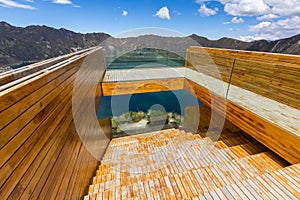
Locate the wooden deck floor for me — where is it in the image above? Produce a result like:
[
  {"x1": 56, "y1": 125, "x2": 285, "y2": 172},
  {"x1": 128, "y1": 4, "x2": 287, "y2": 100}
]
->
[
  {"x1": 103, "y1": 68, "x2": 186, "y2": 82},
  {"x1": 84, "y1": 128, "x2": 300, "y2": 199}
]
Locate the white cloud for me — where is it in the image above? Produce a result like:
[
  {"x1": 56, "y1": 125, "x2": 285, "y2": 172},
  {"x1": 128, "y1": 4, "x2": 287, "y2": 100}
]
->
[
  {"x1": 216, "y1": 0, "x2": 300, "y2": 18},
  {"x1": 257, "y1": 14, "x2": 279, "y2": 21},
  {"x1": 154, "y1": 6, "x2": 171, "y2": 20},
  {"x1": 250, "y1": 21, "x2": 272, "y2": 30},
  {"x1": 195, "y1": 0, "x2": 300, "y2": 18},
  {"x1": 241, "y1": 16, "x2": 300, "y2": 41},
  {"x1": 224, "y1": 16, "x2": 245, "y2": 24},
  {"x1": 194, "y1": 0, "x2": 300, "y2": 40},
  {"x1": 0, "y1": 0, "x2": 35, "y2": 9},
  {"x1": 198, "y1": 4, "x2": 218, "y2": 16},
  {"x1": 53, "y1": 0, "x2": 72, "y2": 4},
  {"x1": 265, "y1": 0, "x2": 300, "y2": 17},
  {"x1": 239, "y1": 35, "x2": 266, "y2": 42},
  {"x1": 122, "y1": 10, "x2": 128, "y2": 16},
  {"x1": 231, "y1": 16, "x2": 244, "y2": 24},
  {"x1": 25, "y1": 0, "x2": 34, "y2": 2},
  {"x1": 223, "y1": 0, "x2": 270, "y2": 16}
]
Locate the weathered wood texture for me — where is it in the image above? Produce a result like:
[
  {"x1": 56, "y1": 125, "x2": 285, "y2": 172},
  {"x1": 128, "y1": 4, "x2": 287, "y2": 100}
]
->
[
  {"x1": 186, "y1": 46, "x2": 300, "y2": 86},
  {"x1": 103, "y1": 67, "x2": 185, "y2": 83},
  {"x1": 84, "y1": 129, "x2": 296, "y2": 199},
  {"x1": 189, "y1": 47, "x2": 300, "y2": 65},
  {"x1": 102, "y1": 78, "x2": 185, "y2": 96},
  {"x1": 185, "y1": 105, "x2": 241, "y2": 136},
  {"x1": 185, "y1": 47, "x2": 300, "y2": 164},
  {"x1": 186, "y1": 47, "x2": 235, "y2": 83},
  {"x1": 185, "y1": 78, "x2": 300, "y2": 164},
  {"x1": 0, "y1": 48, "x2": 108, "y2": 199},
  {"x1": 186, "y1": 46, "x2": 300, "y2": 109},
  {"x1": 230, "y1": 59, "x2": 300, "y2": 110},
  {"x1": 0, "y1": 47, "x2": 96, "y2": 87}
]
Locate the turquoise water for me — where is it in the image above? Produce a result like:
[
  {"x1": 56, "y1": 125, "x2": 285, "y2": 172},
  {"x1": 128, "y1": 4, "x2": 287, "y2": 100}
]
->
[
  {"x1": 107, "y1": 58, "x2": 185, "y2": 70},
  {"x1": 97, "y1": 90, "x2": 203, "y2": 119}
]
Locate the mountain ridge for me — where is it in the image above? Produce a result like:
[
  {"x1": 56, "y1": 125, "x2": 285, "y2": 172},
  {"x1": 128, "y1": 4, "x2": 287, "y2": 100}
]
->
[{"x1": 0, "y1": 22, "x2": 299, "y2": 70}]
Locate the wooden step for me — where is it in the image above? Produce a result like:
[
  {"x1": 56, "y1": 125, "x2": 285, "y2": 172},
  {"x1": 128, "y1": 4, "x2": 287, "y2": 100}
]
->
[
  {"x1": 93, "y1": 136, "x2": 271, "y2": 182},
  {"x1": 88, "y1": 164, "x2": 300, "y2": 199},
  {"x1": 201, "y1": 165, "x2": 300, "y2": 200},
  {"x1": 88, "y1": 151, "x2": 285, "y2": 197},
  {"x1": 229, "y1": 141, "x2": 268, "y2": 158},
  {"x1": 213, "y1": 135, "x2": 254, "y2": 149},
  {"x1": 98, "y1": 136, "x2": 268, "y2": 178},
  {"x1": 84, "y1": 129, "x2": 297, "y2": 199}
]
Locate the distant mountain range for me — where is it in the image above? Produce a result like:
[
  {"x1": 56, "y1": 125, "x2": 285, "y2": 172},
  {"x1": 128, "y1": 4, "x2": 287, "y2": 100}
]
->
[
  {"x1": 0, "y1": 21, "x2": 299, "y2": 70},
  {"x1": 0, "y1": 21, "x2": 110, "y2": 69}
]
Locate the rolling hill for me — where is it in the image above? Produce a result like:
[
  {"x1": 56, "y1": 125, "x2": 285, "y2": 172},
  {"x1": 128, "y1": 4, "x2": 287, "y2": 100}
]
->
[{"x1": 0, "y1": 21, "x2": 299, "y2": 71}]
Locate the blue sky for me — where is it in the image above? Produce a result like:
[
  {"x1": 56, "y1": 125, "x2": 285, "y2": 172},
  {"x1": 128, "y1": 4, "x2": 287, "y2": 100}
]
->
[{"x1": 0, "y1": 0, "x2": 299, "y2": 41}]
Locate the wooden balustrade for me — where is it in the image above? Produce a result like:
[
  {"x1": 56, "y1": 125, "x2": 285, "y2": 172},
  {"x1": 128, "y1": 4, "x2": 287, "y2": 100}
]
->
[
  {"x1": 185, "y1": 46, "x2": 300, "y2": 164},
  {"x1": 0, "y1": 47, "x2": 109, "y2": 199}
]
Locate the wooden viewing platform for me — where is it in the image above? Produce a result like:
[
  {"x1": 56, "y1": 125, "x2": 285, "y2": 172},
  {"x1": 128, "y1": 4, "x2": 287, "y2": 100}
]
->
[
  {"x1": 85, "y1": 128, "x2": 299, "y2": 199},
  {"x1": 0, "y1": 46, "x2": 299, "y2": 199},
  {"x1": 102, "y1": 47, "x2": 300, "y2": 165}
]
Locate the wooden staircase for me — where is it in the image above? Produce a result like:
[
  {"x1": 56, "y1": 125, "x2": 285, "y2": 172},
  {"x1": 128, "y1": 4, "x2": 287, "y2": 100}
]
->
[{"x1": 84, "y1": 129, "x2": 299, "y2": 199}]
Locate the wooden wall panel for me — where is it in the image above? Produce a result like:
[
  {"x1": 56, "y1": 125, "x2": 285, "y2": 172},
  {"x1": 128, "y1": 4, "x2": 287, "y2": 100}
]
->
[
  {"x1": 184, "y1": 79, "x2": 300, "y2": 164},
  {"x1": 186, "y1": 47, "x2": 235, "y2": 83},
  {"x1": 102, "y1": 78, "x2": 185, "y2": 96},
  {"x1": 190, "y1": 47, "x2": 300, "y2": 65},
  {"x1": 230, "y1": 59, "x2": 300, "y2": 109},
  {"x1": 0, "y1": 58, "x2": 84, "y2": 113},
  {"x1": 0, "y1": 48, "x2": 108, "y2": 199}
]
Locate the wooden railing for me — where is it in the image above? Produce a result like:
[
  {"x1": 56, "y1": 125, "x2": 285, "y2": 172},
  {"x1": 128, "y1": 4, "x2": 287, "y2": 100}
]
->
[
  {"x1": 185, "y1": 46, "x2": 300, "y2": 164},
  {"x1": 0, "y1": 47, "x2": 109, "y2": 199},
  {"x1": 0, "y1": 47, "x2": 97, "y2": 87}
]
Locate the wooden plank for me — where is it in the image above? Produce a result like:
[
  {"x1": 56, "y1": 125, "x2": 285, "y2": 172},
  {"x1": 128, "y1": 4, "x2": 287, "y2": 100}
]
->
[
  {"x1": 39, "y1": 124, "x2": 80, "y2": 199},
  {"x1": 0, "y1": 48, "x2": 107, "y2": 200},
  {"x1": 17, "y1": 119, "x2": 74, "y2": 200},
  {"x1": 45, "y1": 128, "x2": 83, "y2": 199},
  {"x1": 270, "y1": 171, "x2": 300, "y2": 198},
  {"x1": 0, "y1": 73, "x2": 76, "y2": 167},
  {"x1": 263, "y1": 173, "x2": 298, "y2": 199},
  {"x1": 0, "y1": 95, "x2": 72, "y2": 199},
  {"x1": 75, "y1": 148, "x2": 99, "y2": 199},
  {"x1": 0, "y1": 87, "x2": 73, "y2": 187},
  {"x1": 0, "y1": 47, "x2": 95, "y2": 86},
  {"x1": 84, "y1": 128, "x2": 300, "y2": 199},
  {"x1": 21, "y1": 119, "x2": 74, "y2": 200},
  {"x1": 184, "y1": 79, "x2": 300, "y2": 164},
  {"x1": 173, "y1": 174, "x2": 189, "y2": 199},
  {"x1": 187, "y1": 47, "x2": 300, "y2": 65},
  {"x1": 102, "y1": 78, "x2": 185, "y2": 96},
  {"x1": 0, "y1": 56, "x2": 84, "y2": 113},
  {"x1": 186, "y1": 48, "x2": 235, "y2": 83},
  {"x1": 103, "y1": 68, "x2": 185, "y2": 83},
  {"x1": 0, "y1": 64, "x2": 78, "y2": 146},
  {"x1": 230, "y1": 59, "x2": 300, "y2": 110}
]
